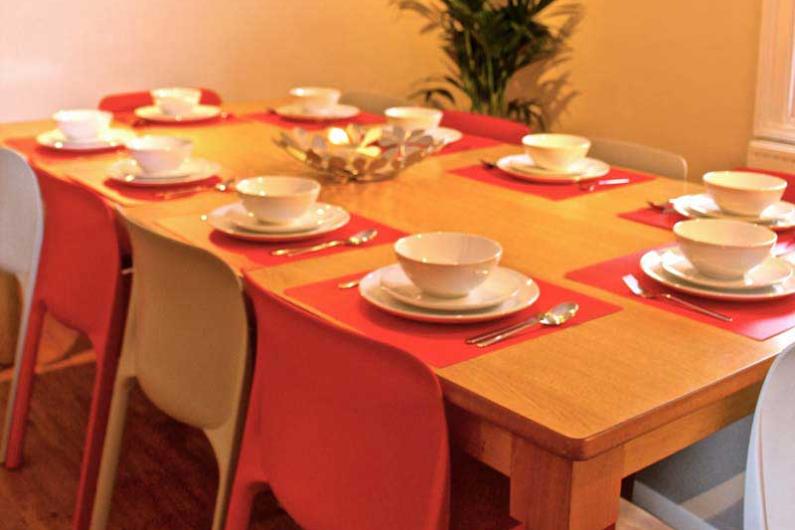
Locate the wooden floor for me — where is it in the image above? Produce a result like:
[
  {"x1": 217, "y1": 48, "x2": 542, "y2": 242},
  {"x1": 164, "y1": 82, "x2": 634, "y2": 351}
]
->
[{"x1": 0, "y1": 319, "x2": 670, "y2": 530}]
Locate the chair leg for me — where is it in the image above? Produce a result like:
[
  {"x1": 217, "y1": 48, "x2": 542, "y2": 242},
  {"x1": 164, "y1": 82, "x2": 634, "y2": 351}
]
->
[
  {"x1": 211, "y1": 447, "x2": 238, "y2": 530},
  {"x1": 88, "y1": 373, "x2": 134, "y2": 530},
  {"x1": 2, "y1": 300, "x2": 45, "y2": 468}
]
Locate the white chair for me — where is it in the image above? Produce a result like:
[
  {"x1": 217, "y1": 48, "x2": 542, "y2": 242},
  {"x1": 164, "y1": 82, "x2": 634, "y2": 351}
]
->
[
  {"x1": 589, "y1": 138, "x2": 688, "y2": 180},
  {"x1": 87, "y1": 213, "x2": 251, "y2": 530},
  {"x1": 0, "y1": 149, "x2": 44, "y2": 464},
  {"x1": 745, "y1": 344, "x2": 795, "y2": 529},
  {"x1": 339, "y1": 91, "x2": 412, "y2": 115}
]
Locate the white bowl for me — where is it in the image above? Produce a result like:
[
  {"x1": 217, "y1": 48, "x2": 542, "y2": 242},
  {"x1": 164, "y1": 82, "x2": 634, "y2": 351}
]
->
[
  {"x1": 151, "y1": 87, "x2": 202, "y2": 116},
  {"x1": 674, "y1": 219, "x2": 776, "y2": 279},
  {"x1": 394, "y1": 232, "x2": 502, "y2": 298},
  {"x1": 522, "y1": 133, "x2": 591, "y2": 172},
  {"x1": 236, "y1": 176, "x2": 321, "y2": 224},
  {"x1": 52, "y1": 109, "x2": 112, "y2": 142},
  {"x1": 288, "y1": 87, "x2": 341, "y2": 113},
  {"x1": 384, "y1": 106, "x2": 443, "y2": 132},
  {"x1": 703, "y1": 171, "x2": 787, "y2": 217},
  {"x1": 125, "y1": 135, "x2": 193, "y2": 175}
]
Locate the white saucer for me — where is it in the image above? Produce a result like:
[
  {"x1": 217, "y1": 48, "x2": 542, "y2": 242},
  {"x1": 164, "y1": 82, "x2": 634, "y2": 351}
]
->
[
  {"x1": 359, "y1": 265, "x2": 540, "y2": 324},
  {"x1": 274, "y1": 104, "x2": 360, "y2": 121},
  {"x1": 228, "y1": 202, "x2": 350, "y2": 234},
  {"x1": 205, "y1": 203, "x2": 350, "y2": 242},
  {"x1": 134, "y1": 105, "x2": 222, "y2": 123},
  {"x1": 108, "y1": 158, "x2": 220, "y2": 187},
  {"x1": 660, "y1": 248, "x2": 792, "y2": 290},
  {"x1": 37, "y1": 128, "x2": 135, "y2": 151},
  {"x1": 381, "y1": 126, "x2": 462, "y2": 145},
  {"x1": 671, "y1": 194, "x2": 795, "y2": 231},
  {"x1": 496, "y1": 154, "x2": 610, "y2": 183},
  {"x1": 379, "y1": 264, "x2": 525, "y2": 311},
  {"x1": 640, "y1": 247, "x2": 795, "y2": 301}
]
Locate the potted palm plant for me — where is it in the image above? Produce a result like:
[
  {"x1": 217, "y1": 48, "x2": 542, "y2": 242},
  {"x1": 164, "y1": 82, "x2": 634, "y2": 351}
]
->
[{"x1": 394, "y1": 0, "x2": 580, "y2": 130}]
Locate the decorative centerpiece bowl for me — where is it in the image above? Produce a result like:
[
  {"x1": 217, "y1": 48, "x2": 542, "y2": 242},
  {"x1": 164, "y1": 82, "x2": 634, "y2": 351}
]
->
[{"x1": 274, "y1": 124, "x2": 443, "y2": 183}]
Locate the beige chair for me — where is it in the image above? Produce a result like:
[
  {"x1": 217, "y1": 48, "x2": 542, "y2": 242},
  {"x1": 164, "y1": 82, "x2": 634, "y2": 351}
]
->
[
  {"x1": 589, "y1": 138, "x2": 688, "y2": 180},
  {"x1": 339, "y1": 91, "x2": 412, "y2": 115},
  {"x1": 87, "y1": 213, "x2": 251, "y2": 530}
]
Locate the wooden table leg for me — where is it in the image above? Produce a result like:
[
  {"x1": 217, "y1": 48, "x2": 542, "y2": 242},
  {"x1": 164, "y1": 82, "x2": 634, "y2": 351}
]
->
[{"x1": 509, "y1": 438, "x2": 624, "y2": 530}]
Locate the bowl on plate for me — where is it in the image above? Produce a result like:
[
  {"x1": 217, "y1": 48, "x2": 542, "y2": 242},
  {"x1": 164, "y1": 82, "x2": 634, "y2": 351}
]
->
[
  {"x1": 521, "y1": 133, "x2": 590, "y2": 172},
  {"x1": 384, "y1": 106, "x2": 443, "y2": 132},
  {"x1": 703, "y1": 171, "x2": 787, "y2": 217},
  {"x1": 394, "y1": 232, "x2": 502, "y2": 298},
  {"x1": 288, "y1": 87, "x2": 341, "y2": 113},
  {"x1": 151, "y1": 87, "x2": 202, "y2": 116},
  {"x1": 236, "y1": 176, "x2": 321, "y2": 224},
  {"x1": 53, "y1": 109, "x2": 112, "y2": 142},
  {"x1": 673, "y1": 219, "x2": 776, "y2": 279},
  {"x1": 125, "y1": 135, "x2": 193, "y2": 175}
]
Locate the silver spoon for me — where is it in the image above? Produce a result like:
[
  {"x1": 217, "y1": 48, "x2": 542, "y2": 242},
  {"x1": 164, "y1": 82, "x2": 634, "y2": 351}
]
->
[
  {"x1": 155, "y1": 178, "x2": 236, "y2": 200},
  {"x1": 272, "y1": 228, "x2": 379, "y2": 257},
  {"x1": 470, "y1": 302, "x2": 580, "y2": 348},
  {"x1": 337, "y1": 279, "x2": 361, "y2": 289}
]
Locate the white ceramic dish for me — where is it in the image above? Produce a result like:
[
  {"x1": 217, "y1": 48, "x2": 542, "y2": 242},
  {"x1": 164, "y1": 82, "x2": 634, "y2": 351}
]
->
[
  {"x1": 640, "y1": 247, "x2": 795, "y2": 301},
  {"x1": 228, "y1": 202, "x2": 348, "y2": 234},
  {"x1": 380, "y1": 264, "x2": 525, "y2": 311},
  {"x1": 37, "y1": 128, "x2": 135, "y2": 151},
  {"x1": 206, "y1": 203, "x2": 349, "y2": 242},
  {"x1": 52, "y1": 109, "x2": 112, "y2": 141},
  {"x1": 359, "y1": 264, "x2": 540, "y2": 324},
  {"x1": 394, "y1": 232, "x2": 502, "y2": 298},
  {"x1": 134, "y1": 105, "x2": 221, "y2": 123},
  {"x1": 274, "y1": 103, "x2": 360, "y2": 121},
  {"x1": 661, "y1": 248, "x2": 792, "y2": 290},
  {"x1": 235, "y1": 176, "x2": 321, "y2": 224},
  {"x1": 521, "y1": 133, "x2": 590, "y2": 172},
  {"x1": 107, "y1": 158, "x2": 220, "y2": 187},
  {"x1": 288, "y1": 87, "x2": 341, "y2": 113},
  {"x1": 150, "y1": 87, "x2": 202, "y2": 116},
  {"x1": 703, "y1": 171, "x2": 787, "y2": 217},
  {"x1": 384, "y1": 106, "x2": 443, "y2": 131},
  {"x1": 496, "y1": 154, "x2": 610, "y2": 183},
  {"x1": 125, "y1": 135, "x2": 193, "y2": 174},
  {"x1": 671, "y1": 193, "x2": 795, "y2": 229}
]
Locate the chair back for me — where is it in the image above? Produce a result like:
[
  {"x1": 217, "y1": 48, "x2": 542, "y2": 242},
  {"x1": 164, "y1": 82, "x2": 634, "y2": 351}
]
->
[
  {"x1": 745, "y1": 344, "x2": 795, "y2": 530},
  {"x1": 243, "y1": 278, "x2": 449, "y2": 530},
  {"x1": 589, "y1": 138, "x2": 688, "y2": 180},
  {"x1": 98, "y1": 88, "x2": 222, "y2": 112},
  {"x1": 440, "y1": 110, "x2": 529, "y2": 144},
  {"x1": 339, "y1": 91, "x2": 411, "y2": 115}
]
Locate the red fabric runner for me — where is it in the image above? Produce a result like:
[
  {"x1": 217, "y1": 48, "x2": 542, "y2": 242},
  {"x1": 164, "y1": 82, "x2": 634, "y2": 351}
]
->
[
  {"x1": 618, "y1": 206, "x2": 685, "y2": 230},
  {"x1": 437, "y1": 134, "x2": 502, "y2": 156}
]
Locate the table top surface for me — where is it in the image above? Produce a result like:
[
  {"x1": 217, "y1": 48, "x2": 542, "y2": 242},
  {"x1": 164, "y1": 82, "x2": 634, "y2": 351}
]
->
[{"x1": 2, "y1": 100, "x2": 784, "y2": 460}]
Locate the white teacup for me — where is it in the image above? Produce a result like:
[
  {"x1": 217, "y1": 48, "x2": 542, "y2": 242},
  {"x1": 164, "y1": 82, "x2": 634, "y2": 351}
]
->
[
  {"x1": 151, "y1": 87, "x2": 202, "y2": 116},
  {"x1": 236, "y1": 176, "x2": 321, "y2": 224},
  {"x1": 384, "y1": 106, "x2": 443, "y2": 132},
  {"x1": 53, "y1": 109, "x2": 112, "y2": 142},
  {"x1": 522, "y1": 133, "x2": 591, "y2": 172},
  {"x1": 703, "y1": 171, "x2": 787, "y2": 217},
  {"x1": 289, "y1": 87, "x2": 341, "y2": 114},
  {"x1": 394, "y1": 232, "x2": 502, "y2": 298},
  {"x1": 125, "y1": 135, "x2": 193, "y2": 175},
  {"x1": 674, "y1": 219, "x2": 776, "y2": 279}
]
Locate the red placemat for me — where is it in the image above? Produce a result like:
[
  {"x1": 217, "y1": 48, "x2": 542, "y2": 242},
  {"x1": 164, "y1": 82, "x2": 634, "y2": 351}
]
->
[
  {"x1": 112, "y1": 111, "x2": 246, "y2": 128},
  {"x1": 157, "y1": 211, "x2": 407, "y2": 271},
  {"x1": 284, "y1": 273, "x2": 622, "y2": 368},
  {"x1": 619, "y1": 206, "x2": 685, "y2": 231},
  {"x1": 436, "y1": 134, "x2": 502, "y2": 156},
  {"x1": 247, "y1": 110, "x2": 385, "y2": 130},
  {"x1": 4, "y1": 137, "x2": 123, "y2": 165},
  {"x1": 566, "y1": 243, "x2": 795, "y2": 341},
  {"x1": 736, "y1": 167, "x2": 795, "y2": 202},
  {"x1": 450, "y1": 165, "x2": 656, "y2": 201}
]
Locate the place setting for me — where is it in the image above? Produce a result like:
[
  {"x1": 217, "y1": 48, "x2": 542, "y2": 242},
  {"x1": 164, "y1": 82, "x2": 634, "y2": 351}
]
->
[
  {"x1": 253, "y1": 87, "x2": 384, "y2": 129},
  {"x1": 104, "y1": 87, "x2": 236, "y2": 127},
  {"x1": 452, "y1": 133, "x2": 654, "y2": 200}
]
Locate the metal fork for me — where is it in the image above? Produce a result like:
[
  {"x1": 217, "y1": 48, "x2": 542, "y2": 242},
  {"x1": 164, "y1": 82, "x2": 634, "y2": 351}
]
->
[{"x1": 622, "y1": 274, "x2": 732, "y2": 322}]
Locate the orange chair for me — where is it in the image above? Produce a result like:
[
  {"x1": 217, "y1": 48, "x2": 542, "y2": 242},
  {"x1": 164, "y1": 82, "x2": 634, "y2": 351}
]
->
[{"x1": 440, "y1": 110, "x2": 529, "y2": 144}]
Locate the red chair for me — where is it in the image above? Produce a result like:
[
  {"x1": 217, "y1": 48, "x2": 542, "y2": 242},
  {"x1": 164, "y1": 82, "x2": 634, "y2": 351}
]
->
[
  {"x1": 225, "y1": 276, "x2": 450, "y2": 530},
  {"x1": 98, "y1": 88, "x2": 222, "y2": 112},
  {"x1": 440, "y1": 110, "x2": 529, "y2": 144},
  {"x1": 3, "y1": 170, "x2": 128, "y2": 530}
]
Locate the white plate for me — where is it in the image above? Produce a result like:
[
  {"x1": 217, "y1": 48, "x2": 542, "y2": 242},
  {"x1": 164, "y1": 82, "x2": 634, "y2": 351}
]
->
[
  {"x1": 672, "y1": 194, "x2": 795, "y2": 231},
  {"x1": 640, "y1": 247, "x2": 795, "y2": 301},
  {"x1": 228, "y1": 202, "x2": 349, "y2": 234},
  {"x1": 381, "y1": 126, "x2": 462, "y2": 145},
  {"x1": 107, "y1": 158, "x2": 221, "y2": 187},
  {"x1": 134, "y1": 105, "x2": 222, "y2": 123},
  {"x1": 496, "y1": 154, "x2": 610, "y2": 183},
  {"x1": 359, "y1": 264, "x2": 540, "y2": 324},
  {"x1": 206, "y1": 202, "x2": 350, "y2": 242},
  {"x1": 660, "y1": 247, "x2": 792, "y2": 290},
  {"x1": 36, "y1": 128, "x2": 135, "y2": 151},
  {"x1": 274, "y1": 103, "x2": 360, "y2": 121},
  {"x1": 379, "y1": 264, "x2": 525, "y2": 311}
]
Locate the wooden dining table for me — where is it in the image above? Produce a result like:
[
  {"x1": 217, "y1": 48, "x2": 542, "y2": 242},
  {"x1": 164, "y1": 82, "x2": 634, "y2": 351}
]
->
[{"x1": 1, "y1": 99, "x2": 786, "y2": 530}]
